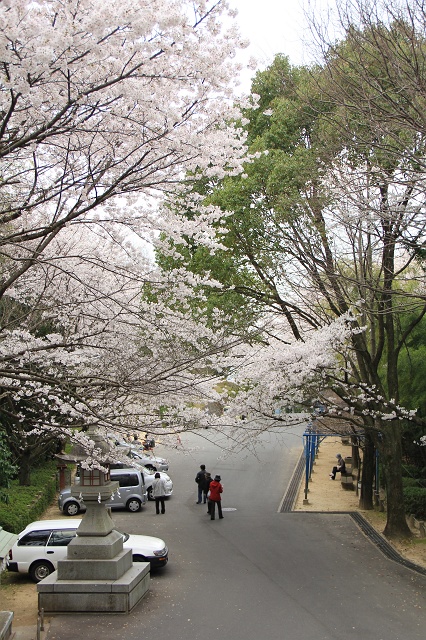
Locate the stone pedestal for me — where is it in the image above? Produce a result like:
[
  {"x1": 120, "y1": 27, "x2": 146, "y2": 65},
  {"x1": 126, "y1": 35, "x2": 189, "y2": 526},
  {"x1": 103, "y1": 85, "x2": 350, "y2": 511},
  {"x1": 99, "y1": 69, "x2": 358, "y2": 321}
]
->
[
  {"x1": 38, "y1": 436, "x2": 150, "y2": 614},
  {"x1": 37, "y1": 563, "x2": 150, "y2": 614}
]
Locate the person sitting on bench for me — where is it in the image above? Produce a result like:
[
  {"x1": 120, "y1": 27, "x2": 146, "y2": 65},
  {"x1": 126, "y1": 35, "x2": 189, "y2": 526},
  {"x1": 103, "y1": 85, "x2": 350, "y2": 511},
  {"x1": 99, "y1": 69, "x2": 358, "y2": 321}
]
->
[{"x1": 329, "y1": 453, "x2": 346, "y2": 480}]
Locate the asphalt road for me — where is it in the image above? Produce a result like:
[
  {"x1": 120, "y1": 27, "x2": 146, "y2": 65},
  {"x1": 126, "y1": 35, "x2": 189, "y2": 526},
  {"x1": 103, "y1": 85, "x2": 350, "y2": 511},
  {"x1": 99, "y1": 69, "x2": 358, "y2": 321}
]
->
[{"x1": 46, "y1": 425, "x2": 426, "y2": 640}]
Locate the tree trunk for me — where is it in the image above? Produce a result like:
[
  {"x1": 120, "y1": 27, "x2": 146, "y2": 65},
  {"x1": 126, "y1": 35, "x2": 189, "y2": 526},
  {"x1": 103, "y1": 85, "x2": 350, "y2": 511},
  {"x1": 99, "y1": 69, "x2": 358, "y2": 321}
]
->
[
  {"x1": 379, "y1": 422, "x2": 412, "y2": 538},
  {"x1": 359, "y1": 433, "x2": 374, "y2": 510},
  {"x1": 351, "y1": 437, "x2": 361, "y2": 470},
  {"x1": 18, "y1": 454, "x2": 32, "y2": 486}
]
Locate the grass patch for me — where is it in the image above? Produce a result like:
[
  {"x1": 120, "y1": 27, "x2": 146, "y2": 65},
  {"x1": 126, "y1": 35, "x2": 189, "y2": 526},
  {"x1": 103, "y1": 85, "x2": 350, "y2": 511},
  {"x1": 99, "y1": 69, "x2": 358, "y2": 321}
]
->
[{"x1": 0, "y1": 460, "x2": 58, "y2": 533}]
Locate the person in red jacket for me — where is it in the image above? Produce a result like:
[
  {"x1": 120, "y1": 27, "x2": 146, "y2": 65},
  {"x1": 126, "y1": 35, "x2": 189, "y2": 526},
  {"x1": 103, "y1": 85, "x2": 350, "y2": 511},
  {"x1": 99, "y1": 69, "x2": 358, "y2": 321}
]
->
[{"x1": 208, "y1": 475, "x2": 224, "y2": 520}]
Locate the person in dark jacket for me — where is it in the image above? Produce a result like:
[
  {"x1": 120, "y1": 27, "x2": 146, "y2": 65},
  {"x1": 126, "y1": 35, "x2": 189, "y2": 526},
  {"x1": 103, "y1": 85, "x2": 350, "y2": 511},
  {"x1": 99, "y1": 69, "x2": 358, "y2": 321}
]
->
[
  {"x1": 329, "y1": 453, "x2": 346, "y2": 480},
  {"x1": 208, "y1": 475, "x2": 223, "y2": 520},
  {"x1": 195, "y1": 464, "x2": 206, "y2": 503},
  {"x1": 201, "y1": 471, "x2": 212, "y2": 506},
  {"x1": 143, "y1": 433, "x2": 155, "y2": 450}
]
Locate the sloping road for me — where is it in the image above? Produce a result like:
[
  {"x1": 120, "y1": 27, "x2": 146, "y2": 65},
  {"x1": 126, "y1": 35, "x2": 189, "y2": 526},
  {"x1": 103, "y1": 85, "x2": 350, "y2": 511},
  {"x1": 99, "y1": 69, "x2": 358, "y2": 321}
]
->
[{"x1": 46, "y1": 426, "x2": 426, "y2": 640}]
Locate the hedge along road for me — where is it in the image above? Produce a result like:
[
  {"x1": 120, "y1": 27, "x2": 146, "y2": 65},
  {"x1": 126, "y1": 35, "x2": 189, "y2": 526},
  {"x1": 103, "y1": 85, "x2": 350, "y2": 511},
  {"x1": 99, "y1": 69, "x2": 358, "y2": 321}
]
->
[{"x1": 46, "y1": 425, "x2": 426, "y2": 640}]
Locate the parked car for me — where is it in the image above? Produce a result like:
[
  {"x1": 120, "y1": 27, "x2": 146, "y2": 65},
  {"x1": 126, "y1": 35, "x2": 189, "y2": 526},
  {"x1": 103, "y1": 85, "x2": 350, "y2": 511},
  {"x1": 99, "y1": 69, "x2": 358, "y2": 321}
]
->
[
  {"x1": 109, "y1": 461, "x2": 173, "y2": 500},
  {"x1": 106, "y1": 435, "x2": 169, "y2": 471},
  {"x1": 7, "y1": 519, "x2": 168, "y2": 582},
  {"x1": 142, "y1": 467, "x2": 173, "y2": 500},
  {"x1": 127, "y1": 447, "x2": 169, "y2": 471},
  {"x1": 58, "y1": 468, "x2": 147, "y2": 516}
]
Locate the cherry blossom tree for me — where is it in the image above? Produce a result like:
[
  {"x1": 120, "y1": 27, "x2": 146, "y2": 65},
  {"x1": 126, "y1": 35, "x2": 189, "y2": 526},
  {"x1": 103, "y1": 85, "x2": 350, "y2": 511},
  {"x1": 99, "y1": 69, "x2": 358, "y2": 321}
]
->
[
  {"x1": 0, "y1": 0, "x2": 256, "y2": 478},
  {"x1": 0, "y1": 204, "x2": 255, "y2": 481},
  {"x1": 0, "y1": 0, "x2": 248, "y2": 264}
]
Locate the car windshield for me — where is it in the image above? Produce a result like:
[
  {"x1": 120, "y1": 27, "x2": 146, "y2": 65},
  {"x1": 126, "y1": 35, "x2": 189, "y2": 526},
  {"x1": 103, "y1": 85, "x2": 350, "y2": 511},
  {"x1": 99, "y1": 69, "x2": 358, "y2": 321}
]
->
[{"x1": 143, "y1": 467, "x2": 155, "y2": 476}]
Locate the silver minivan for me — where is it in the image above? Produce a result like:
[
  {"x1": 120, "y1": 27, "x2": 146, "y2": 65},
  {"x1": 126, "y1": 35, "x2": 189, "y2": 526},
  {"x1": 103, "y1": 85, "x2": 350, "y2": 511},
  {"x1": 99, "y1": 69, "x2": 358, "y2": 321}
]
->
[{"x1": 58, "y1": 468, "x2": 147, "y2": 515}]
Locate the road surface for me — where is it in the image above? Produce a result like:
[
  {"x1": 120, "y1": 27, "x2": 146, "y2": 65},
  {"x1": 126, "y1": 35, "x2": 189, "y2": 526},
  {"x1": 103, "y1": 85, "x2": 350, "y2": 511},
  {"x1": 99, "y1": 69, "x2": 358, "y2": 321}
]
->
[{"x1": 46, "y1": 425, "x2": 426, "y2": 640}]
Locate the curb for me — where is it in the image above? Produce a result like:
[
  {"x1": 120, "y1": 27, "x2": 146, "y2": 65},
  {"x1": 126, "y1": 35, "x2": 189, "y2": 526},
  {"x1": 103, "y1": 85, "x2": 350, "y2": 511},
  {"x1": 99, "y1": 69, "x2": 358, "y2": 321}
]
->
[{"x1": 282, "y1": 451, "x2": 426, "y2": 577}]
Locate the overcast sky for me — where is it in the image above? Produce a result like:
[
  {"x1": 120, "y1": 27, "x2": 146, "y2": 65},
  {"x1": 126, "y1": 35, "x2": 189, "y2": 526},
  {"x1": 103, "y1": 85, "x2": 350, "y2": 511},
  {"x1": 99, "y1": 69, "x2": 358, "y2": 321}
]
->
[{"x1": 228, "y1": 0, "x2": 336, "y2": 91}]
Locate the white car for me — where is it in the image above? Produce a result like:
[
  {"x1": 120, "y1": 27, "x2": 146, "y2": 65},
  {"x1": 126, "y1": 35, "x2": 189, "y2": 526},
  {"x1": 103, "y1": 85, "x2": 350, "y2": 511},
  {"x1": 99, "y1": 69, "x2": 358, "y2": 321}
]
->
[
  {"x1": 142, "y1": 467, "x2": 173, "y2": 500},
  {"x1": 126, "y1": 447, "x2": 169, "y2": 471},
  {"x1": 107, "y1": 436, "x2": 169, "y2": 471},
  {"x1": 7, "y1": 519, "x2": 168, "y2": 583}
]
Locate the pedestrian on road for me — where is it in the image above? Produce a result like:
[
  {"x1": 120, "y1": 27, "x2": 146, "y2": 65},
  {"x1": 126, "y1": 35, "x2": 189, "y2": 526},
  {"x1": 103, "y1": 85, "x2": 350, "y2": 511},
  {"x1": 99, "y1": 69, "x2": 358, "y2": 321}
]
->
[
  {"x1": 208, "y1": 475, "x2": 223, "y2": 520},
  {"x1": 195, "y1": 464, "x2": 206, "y2": 504},
  {"x1": 201, "y1": 471, "x2": 212, "y2": 505},
  {"x1": 143, "y1": 432, "x2": 155, "y2": 450},
  {"x1": 329, "y1": 453, "x2": 346, "y2": 480},
  {"x1": 152, "y1": 472, "x2": 167, "y2": 514}
]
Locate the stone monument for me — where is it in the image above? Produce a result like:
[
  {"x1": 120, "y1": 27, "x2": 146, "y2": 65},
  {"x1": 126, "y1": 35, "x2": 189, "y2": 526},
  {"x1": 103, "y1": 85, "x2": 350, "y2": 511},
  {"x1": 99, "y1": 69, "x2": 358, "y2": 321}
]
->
[{"x1": 37, "y1": 427, "x2": 150, "y2": 613}]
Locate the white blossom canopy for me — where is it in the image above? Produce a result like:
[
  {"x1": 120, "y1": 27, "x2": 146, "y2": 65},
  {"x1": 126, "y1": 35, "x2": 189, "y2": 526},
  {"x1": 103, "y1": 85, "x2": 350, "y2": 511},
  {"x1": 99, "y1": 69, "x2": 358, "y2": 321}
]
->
[{"x1": 0, "y1": 0, "x2": 253, "y2": 457}]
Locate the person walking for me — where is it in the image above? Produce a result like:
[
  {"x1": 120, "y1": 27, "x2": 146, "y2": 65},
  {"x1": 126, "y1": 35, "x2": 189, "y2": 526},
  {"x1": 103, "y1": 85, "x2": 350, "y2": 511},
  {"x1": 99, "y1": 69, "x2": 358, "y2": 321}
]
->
[
  {"x1": 152, "y1": 472, "x2": 167, "y2": 514},
  {"x1": 143, "y1": 433, "x2": 155, "y2": 450},
  {"x1": 208, "y1": 475, "x2": 223, "y2": 520},
  {"x1": 195, "y1": 464, "x2": 206, "y2": 504},
  {"x1": 201, "y1": 471, "x2": 212, "y2": 505}
]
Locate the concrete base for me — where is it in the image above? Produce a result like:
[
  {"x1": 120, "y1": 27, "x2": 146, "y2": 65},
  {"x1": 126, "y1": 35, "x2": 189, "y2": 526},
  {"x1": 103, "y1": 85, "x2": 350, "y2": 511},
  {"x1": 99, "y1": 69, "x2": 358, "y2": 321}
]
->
[
  {"x1": 37, "y1": 563, "x2": 150, "y2": 614},
  {"x1": 38, "y1": 471, "x2": 150, "y2": 614},
  {"x1": 57, "y1": 548, "x2": 133, "y2": 581},
  {"x1": 0, "y1": 612, "x2": 13, "y2": 640}
]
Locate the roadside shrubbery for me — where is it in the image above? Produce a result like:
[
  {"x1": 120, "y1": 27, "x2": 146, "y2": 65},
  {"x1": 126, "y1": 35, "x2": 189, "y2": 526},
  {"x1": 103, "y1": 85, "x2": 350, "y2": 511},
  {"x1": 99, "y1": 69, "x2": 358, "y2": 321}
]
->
[
  {"x1": 401, "y1": 463, "x2": 426, "y2": 519},
  {"x1": 402, "y1": 477, "x2": 424, "y2": 488},
  {"x1": 403, "y1": 486, "x2": 426, "y2": 520},
  {"x1": 403, "y1": 464, "x2": 426, "y2": 480},
  {"x1": 0, "y1": 460, "x2": 58, "y2": 533}
]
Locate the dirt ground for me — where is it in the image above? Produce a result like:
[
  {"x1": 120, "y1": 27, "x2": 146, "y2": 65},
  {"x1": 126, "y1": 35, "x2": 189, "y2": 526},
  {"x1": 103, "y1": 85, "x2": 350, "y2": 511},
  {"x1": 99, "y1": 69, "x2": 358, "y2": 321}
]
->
[
  {"x1": 1, "y1": 441, "x2": 425, "y2": 632},
  {"x1": 0, "y1": 503, "x2": 79, "y2": 630}
]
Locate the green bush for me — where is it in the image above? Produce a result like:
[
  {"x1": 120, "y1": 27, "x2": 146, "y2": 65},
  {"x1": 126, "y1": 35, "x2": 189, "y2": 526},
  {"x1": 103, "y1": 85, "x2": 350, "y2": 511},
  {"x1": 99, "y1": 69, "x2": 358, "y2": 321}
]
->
[
  {"x1": 0, "y1": 432, "x2": 17, "y2": 488},
  {"x1": 402, "y1": 464, "x2": 423, "y2": 479},
  {"x1": 0, "y1": 460, "x2": 58, "y2": 533},
  {"x1": 403, "y1": 486, "x2": 426, "y2": 520},
  {"x1": 402, "y1": 476, "x2": 423, "y2": 488}
]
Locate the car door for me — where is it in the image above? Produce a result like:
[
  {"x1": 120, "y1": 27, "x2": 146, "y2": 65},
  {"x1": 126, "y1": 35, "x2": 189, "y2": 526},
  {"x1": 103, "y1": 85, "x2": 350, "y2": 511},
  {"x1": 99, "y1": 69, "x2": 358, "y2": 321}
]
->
[
  {"x1": 14, "y1": 529, "x2": 52, "y2": 572},
  {"x1": 44, "y1": 528, "x2": 77, "y2": 567},
  {"x1": 109, "y1": 471, "x2": 140, "y2": 507},
  {"x1": 13, "y1": 527, "x2": 76, "y2": 573}
]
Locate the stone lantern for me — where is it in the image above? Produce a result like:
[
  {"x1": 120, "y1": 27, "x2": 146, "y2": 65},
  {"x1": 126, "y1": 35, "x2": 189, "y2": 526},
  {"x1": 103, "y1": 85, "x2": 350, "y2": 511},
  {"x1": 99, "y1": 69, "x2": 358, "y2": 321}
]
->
[{"x1": 37, "y1": 427, "x2": 150, "y2": 614}]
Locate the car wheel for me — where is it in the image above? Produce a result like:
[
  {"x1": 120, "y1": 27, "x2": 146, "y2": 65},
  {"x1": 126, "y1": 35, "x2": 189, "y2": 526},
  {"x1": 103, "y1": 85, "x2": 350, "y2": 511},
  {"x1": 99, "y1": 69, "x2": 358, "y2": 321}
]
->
[
  {"x1": 145, "y1": 464, "x2": 157, "y2": 472},
  {"x1": 29, "y1": 560, "x2": 54, "y2": 583},
  {"x1": 126, "y1": 498, "x2": 142, "y2": 512},
  {"x1": 132, "y1": 554, "x2": 147, "y2": 563},
  {"x1": 147, "y1": 486, "x2": 153, "y2": 501},
  {"x1": 65, "y1": 501, "x2": 80, "y2": 516}
]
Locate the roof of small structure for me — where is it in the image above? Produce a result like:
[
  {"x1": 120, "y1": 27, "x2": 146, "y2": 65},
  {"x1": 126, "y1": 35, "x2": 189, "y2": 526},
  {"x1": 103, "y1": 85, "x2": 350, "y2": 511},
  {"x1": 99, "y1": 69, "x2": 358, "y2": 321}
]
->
[
  {"x1": 55, "y1": 428, "x2": 116, "y2": 465},
  {"x1": 313, "y1": 388, "x2": 364, "y2": 436},
  {"x1": 0, "y1": 526, "x2": 18, "y2": 559}
]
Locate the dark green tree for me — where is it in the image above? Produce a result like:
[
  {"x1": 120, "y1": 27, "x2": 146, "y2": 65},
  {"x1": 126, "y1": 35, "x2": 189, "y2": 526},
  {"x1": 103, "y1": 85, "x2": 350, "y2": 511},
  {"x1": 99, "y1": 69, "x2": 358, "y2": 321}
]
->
[
  {"x1": 158, "y1": 16, "x2": 426, "y2": 537},
  {"x1": 0, "y1": 431, "x2": 17, "y2": 503}
]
